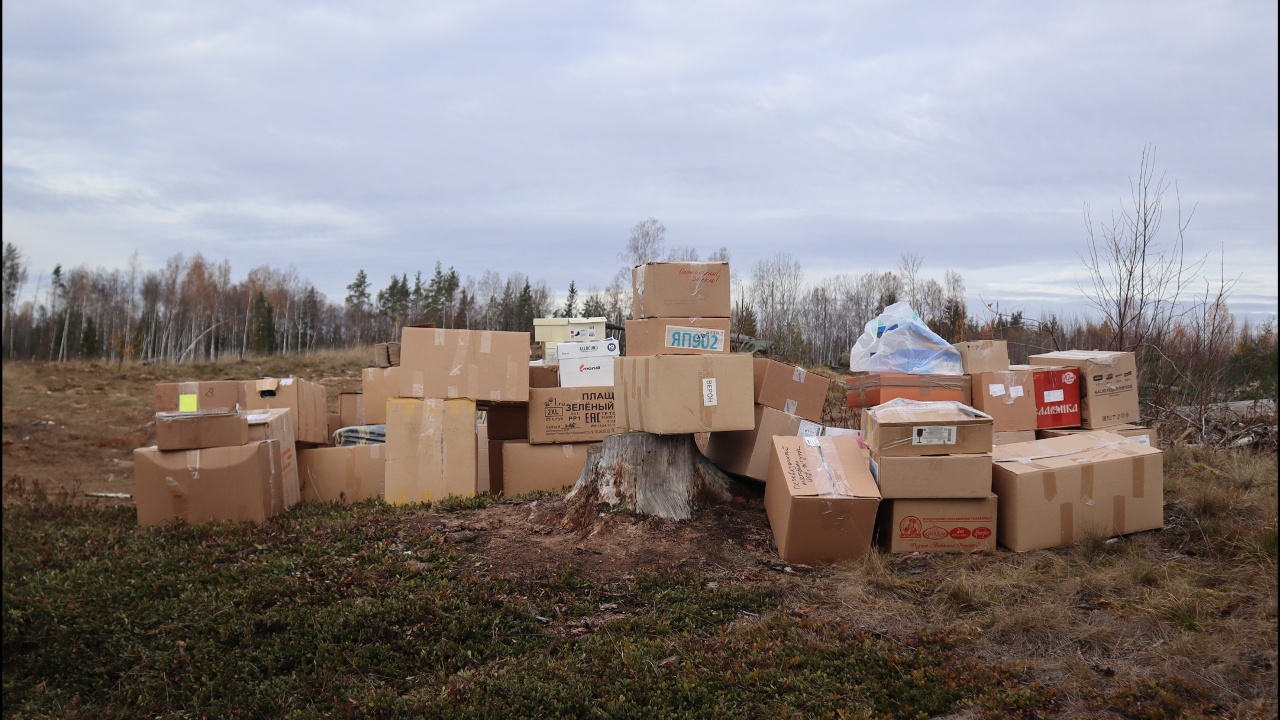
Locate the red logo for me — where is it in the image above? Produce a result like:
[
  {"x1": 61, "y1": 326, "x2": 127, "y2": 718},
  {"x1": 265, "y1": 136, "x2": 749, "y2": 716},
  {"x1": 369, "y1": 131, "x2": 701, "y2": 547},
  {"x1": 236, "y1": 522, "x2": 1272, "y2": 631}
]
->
[
  {"x1": 899, "y1": 516, "x2": 922, "y2": 538},
  {"x1": 949, "y1": 527, "x2": 972, "y2": 540},
  {"x1": 972, "y1": 527, "x2": 992, "y2": 539},
  {"x1": 1062, "y1": 371, "x2": 1077, "y2": 384},
  {"x1": 922, "y1": 526, "x2": 948, "y2": 540}
]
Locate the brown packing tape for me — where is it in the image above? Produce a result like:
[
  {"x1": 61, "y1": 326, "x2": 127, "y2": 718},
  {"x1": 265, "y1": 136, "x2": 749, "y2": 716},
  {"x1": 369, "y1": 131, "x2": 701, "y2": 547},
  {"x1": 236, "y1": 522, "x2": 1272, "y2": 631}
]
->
[
  {"x1": 413, "y1": 370, "x2": 426, "y2": 397},
  {"x1": 448, "y1": 331, "x2": 468, "y2": 392},
  {"x1": 479, "y1": 331, "x2": 493, "y2": 355},
  {"x1": 344, "y1": 447, "x2": 357, "y2": 502},
  {"x1": 1131, "y1": 456, "x2": 1146, "y2": 499},
  {"x1": 818, "y1": 499, "x2": 847, "y2": 530},
  {"x1": 1080, "y1": 464, "x2": 1095, "y2": 507},
  {"x1": 1113, "y1": 495, "x2": 1127, "y2": 534},
  {"x1": 801, "y1": 438, "x2": 852, "y2": 497},
  {"x1": 1042, "y1": 470, "x2": 1058, "y2": 502},
  {"x1": 1060, "y1": 502, "x2": 1074, "y2": 546}
]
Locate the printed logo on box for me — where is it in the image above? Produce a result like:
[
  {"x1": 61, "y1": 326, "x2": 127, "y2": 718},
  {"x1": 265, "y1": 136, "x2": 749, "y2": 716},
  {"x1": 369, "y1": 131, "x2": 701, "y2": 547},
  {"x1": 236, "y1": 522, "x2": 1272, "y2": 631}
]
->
[
  {"x1": 899, "y1": 516, "x2": 922, "y2": 538},
  {"x1": 1062, "y1": 371, "x2": 1077, "y2": 384},
  {"x1": 922, "y1": 526, "x2": 948, "y2": 540},
  {"x1": 972, "y1": 527, "x2": 992, "y2": 539},
  {"x1": 666, "y1": 326, "x2": 725, "y2": 351}
]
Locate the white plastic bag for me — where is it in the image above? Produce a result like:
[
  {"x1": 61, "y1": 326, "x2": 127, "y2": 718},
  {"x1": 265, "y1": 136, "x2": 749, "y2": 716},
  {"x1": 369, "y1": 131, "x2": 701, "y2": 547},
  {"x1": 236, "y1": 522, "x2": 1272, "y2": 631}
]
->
[{"x1": 848, "y1": 302, "x2": 963, "y2": 375}]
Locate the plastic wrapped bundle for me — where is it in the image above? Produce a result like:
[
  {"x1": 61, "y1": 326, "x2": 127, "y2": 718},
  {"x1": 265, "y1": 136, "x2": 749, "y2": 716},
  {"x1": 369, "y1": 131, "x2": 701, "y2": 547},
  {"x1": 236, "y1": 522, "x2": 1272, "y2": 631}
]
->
[
  {"x1": 333, "y1": 424, "x2": 386, "y2": 446},
  {"x1": 849, "y1": 302, "x2": 963, "y2": 375}
]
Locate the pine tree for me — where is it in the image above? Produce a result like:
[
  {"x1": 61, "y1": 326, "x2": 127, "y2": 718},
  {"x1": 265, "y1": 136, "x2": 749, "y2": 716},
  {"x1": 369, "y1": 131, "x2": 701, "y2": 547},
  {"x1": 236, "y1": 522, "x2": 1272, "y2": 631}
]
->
[
  {"x1": 563, "y1": 280, "x2": 578, "y2": 319},
  {"x1": 251, "y1": 291, "x2": 277, "y2": 354}
]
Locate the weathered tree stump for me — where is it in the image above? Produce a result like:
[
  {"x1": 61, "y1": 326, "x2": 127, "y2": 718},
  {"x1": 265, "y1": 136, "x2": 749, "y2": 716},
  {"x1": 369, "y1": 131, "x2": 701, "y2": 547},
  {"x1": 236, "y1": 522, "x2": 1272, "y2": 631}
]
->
[{"x1": 562, "y1": 431, "x2": 733, "y2": 529}]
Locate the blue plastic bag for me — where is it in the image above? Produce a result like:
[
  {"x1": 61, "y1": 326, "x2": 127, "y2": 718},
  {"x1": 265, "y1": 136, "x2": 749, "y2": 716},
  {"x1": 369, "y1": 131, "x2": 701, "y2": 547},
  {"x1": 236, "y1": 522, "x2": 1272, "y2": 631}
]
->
[{"x1": 848, "y1": 302, "x2": 963, "y2": 375}]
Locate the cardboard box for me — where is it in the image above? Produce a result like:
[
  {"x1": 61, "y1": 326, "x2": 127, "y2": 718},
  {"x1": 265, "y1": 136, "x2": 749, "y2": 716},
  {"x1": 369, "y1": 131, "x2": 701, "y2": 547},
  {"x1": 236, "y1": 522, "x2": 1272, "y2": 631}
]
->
[
  {"x1": 614, "y1": 354, "x2": 755, "y2": 434},
  {"x1": 338, "y1": 393, "x2": 364, "y2": 427},
  {"x1": 994, "y1": 430, "x2": 1037, "y2": 445},
  {"x1": 529, "y1": 387, "x2": 617, "y2": 444},
  {"x1": 557, "y1": 339, "x2": 620, "y2": 387},
  {"x1": 868, "y1": 453, "x2": 992, "y2": 498},
  {"x1": 297, "y1": 444, "x2": 385, "y2": 504},
  {"x1": 387, "y1": 342, "x2": 401, "y2": 366},
  {"x1": 845, "y1": 374, "x2": 971, "y2": 408},
  {"x1": 541, "y1": 341, "x2": 559, "y2": 364},
  {"x1": 154, "y1": 411, "x2": 249, "y2": 451},
  {"x1": 1028, "y1": 351, "x2": 1139, "y2": 428},
  {"x1": 878, "y1": 496, "x2": 998, "y2": 553},
  {"x1": 631, "y1": 261, "x2": 731, "y2": 319},
  {"x1": 529, "y1": 362, "x2": 560, "y2": 388},
  {"x1": 361, "y1": 367, "x2": 400, "y2": 425},
  {"x1": 1012, "y1": 364, "x2": 1082, "y2": 429},
  {"x1": 970, "y1": 370, "x2": 1037, "y2": 432},
  {"x1": 533, "y1": 317, "x2": 608, "y2": 343},
  {"x1": 384, "y1": 398, "x2": 477, "y2": 505},
  {"x1": 754, "y1": 358, "x2": 831, "y2": 423},
  {"x1": 499, "y1": 441, "x2": 590, "y2": 497},
  {"x1": 154, "y1": 381, "x2": 246, "y2": 414},
  {"x1": 705, "y1": 405, "x2": 822, "y2": 482},
  {"x1": 1037, "y1": 424, "x2": 1155, "y2": 446},
  {"x1": 484, "y1": 402, "x2": 530, "y2": 441},
  {"x1": 134, "y1": 440, "x2": 281, "y2": 527},
  {"x1": 246, "y1": 408, "x2": 300, "y2": 510},
  {"x1": 992, "y1": 431, "x2": 1164, "y2": 552},
  {"x1": 624, "y1": 318, "x2": 731, "y2": 356},
  {"x1": 398, "y1": 328, "x2": 530, "y2": 402},
  {"x1": 952, "y1": 340, "x2": 1010, "y2": 374},
  {"x1": 326, "y1": 413, "x2": 342, "y2": 439},
  {"x1": 241, "y1": 377, "x2": 328, "y2": 445},
  {"x1": 764, "y1": 436, "x2": 881, "y2": 565},
  {"x1": 374, "y1": 343, "x2": 391, "y2": 368},
  {"x1": 863, "y1": 400, "x2": 994, "y2": 457}
]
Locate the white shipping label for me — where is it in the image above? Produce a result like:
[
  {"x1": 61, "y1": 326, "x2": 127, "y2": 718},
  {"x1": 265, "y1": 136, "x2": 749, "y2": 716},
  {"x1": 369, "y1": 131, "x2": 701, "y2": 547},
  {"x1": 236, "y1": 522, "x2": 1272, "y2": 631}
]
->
[
  {"x1": 702, "y1": 378, "x2": 718, "y2": 406},
  {"x1": 280, "y1": 378, "x2": 294, "y2": 386},
  {"x1": 784, "y1": 399, "x2": 798, "y2": 415},
  {"x1": 1127, "y1": 435, "x2": 1152, "y2": 446},
  {"x1": 797, "y1": 420, "x2": 821, "y2": 437},
  {"x1": 804, "y1": 436, "x2": 821, "y2": 447},
  {"x1": 1044, "y1": 389, "x2": 1065, "y2": 403},
  {"x1": 988, "y1": 384, "x2": 1007, "y2": 397},
  {"x1": 792, "y1": 367, "x2": 808, "y2": 382},
  {"x1": 666, "y1": 326, "x2": 726, "y2": 352},
  {"x1": 1009, "y1": 385, "x2": 1025, "y2": 399},
  {"x1": 911, "y1": 425, "x2": 957, "y2": 445}
]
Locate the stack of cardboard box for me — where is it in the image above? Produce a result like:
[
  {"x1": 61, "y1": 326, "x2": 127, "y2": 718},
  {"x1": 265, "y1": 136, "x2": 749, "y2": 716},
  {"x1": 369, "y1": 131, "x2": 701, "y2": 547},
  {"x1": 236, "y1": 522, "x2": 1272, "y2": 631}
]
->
[
  {"x1": 135, "y1": 381, "x2": 304, "y2": 526},
  {"x1": 953, "y1": 341, "x2": 1039, "y2": 445},
  {"x1": 864, "y1": 400, "x2": 998, "y2": 554},
  {"x1": 615, "y1": 261, "x2": 754, "y2": 435},
  {"x1": 703, "y1": 358, "x2": 830, "y2": 482},
  {"x1": 385, "y1": 328, "x2": 530, "y2": 504}
]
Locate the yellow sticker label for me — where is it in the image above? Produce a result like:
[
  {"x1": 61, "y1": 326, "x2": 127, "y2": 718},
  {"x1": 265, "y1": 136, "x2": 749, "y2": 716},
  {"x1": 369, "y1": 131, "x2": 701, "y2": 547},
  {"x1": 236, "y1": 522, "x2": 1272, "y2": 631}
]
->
[{"x1": 178, "y1": 394, "x2": 198, "y2": 412}]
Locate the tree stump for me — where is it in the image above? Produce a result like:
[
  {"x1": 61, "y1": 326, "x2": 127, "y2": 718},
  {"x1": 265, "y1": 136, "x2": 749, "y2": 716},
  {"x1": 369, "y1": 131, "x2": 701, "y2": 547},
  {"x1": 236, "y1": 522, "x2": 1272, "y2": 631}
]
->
[{"x1": 563, "y1": 432, "x2": 733, "y2": 529}]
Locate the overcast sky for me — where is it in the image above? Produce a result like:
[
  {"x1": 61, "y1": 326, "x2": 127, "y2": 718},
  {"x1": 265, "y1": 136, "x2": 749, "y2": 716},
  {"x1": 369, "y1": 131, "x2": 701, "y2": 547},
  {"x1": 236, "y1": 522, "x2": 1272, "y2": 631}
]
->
[{"x1": 4, "y1": 1, "x2": 1277, "y2": 324}]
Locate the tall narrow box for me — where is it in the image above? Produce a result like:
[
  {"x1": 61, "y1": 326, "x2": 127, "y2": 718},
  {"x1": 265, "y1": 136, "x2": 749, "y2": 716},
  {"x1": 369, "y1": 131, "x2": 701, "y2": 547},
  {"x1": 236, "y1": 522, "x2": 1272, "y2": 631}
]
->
[{"x1": 384, "y1": 398, "x2": 477, "y2": 505}]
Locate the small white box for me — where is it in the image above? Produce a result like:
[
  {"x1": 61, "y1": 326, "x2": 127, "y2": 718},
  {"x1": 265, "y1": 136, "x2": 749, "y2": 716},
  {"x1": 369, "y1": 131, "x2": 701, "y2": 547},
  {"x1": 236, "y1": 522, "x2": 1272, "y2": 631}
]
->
[
  {"x1": 556, "y1": 338, "x2": 620, "y2": 360},
  {"x1": 557, "y1": 339, "x2": 619, "y2": 388}
]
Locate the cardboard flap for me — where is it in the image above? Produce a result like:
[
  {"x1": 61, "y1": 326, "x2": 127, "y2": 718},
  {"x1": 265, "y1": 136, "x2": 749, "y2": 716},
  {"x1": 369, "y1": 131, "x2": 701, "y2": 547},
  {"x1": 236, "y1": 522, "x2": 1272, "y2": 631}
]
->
[{"x1": 993, "y1": 430, "x2": 1157, "y2": 471}]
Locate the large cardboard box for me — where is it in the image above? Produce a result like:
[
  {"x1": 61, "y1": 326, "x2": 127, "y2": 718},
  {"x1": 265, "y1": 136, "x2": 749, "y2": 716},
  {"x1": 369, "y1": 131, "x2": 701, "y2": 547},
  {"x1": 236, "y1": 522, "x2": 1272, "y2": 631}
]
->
[
  {"x1": 246, "y1": 408, "x2": 300, "y2": 510},
  {"x1": 154, "y1": 412, "x2": 249, "y2": 451},
  {"x1": 1038, "y1": 424, "x2": 1155, "y2": 446},
  {"x1": 868, "y1": 453, "x2": 992, "y2": 498},
  {"x1": 361, "y1": 367, "x2": 400, "y2": 425},
  {"x1": 952, "y1": 340, "x2": 1010, "y2": 374},
  {"x1": 134, "y1": 440, "x2": 281, "y2": 527},
  {"x1": 877, "y1": 496, "x2": 998, "y2": 553},
  {"x1": 632, "y1": 261, "x2": 731, "y2": 319},
  {"x1": 614, "y1": 354, "x2": 755, "y2": 434},
  {"x1": 992, "y1": 431, "x2": 1164, "y2": 552},
  {"x1": 1028, "y1": 351, "x2": 1139, "y2": 428},
  {"x1": 297, "y1": 444, "x2": 385, "y2": 504},
  {"x1": 764, "y1": 436, "x2": 881, "y2": 565},
  {"x1": 384, "y1": 398, "x2": 477, "y2": 505},
  {"x1": 624, "y1": 318, "x2": 731, "y2": 356},
  {"x1": 499, "y1": 441, "x2": 590, "y2": 497},
  {"x1": 154, "y1": 381, "x2": 246, "y2": 414},
  {"x1": 241, "y1": 377, "x2": 328, "y2": 445},
  {"x1": 529, "y1": 387, "x2": 617, "y2": 444},
  {"x1": 970, "y1": 370, "x2": 1037, "y2": 432},
  {"x1": 845, "y1": 374, "x2": 971, "y2": 408},
  {"x1": 398, "y1": 328, "x2": 530, "y2": 402},
  {"x1": 754, "y1": 358, "x2": 831, "y2": 423},
  {"x1": 557, "y1": 339, "x2": 620, "y2": 387},
  {"x1": 327, "y1": 413, "x2": 342, "y2": 439},
  {"x1": 533, "y1": 317, "x2": 607, "y2": 343},
  {"x1": 1013, "y1": 364, "x2": 1082, "y2": 429},
  {"x1": 704, "y1": 405, "x2": 822, "y2": 482},
  {"x1": 339, "y1": 393, "x2": 364, "y2": 427},
  {"x1": 863, "y1": 401, "x2": 994, "y2": 457}
]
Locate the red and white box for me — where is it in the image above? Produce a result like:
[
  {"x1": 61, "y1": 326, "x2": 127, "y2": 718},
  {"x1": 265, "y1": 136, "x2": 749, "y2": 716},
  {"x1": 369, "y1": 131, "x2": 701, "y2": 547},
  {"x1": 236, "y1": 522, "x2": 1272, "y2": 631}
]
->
[{"x1": 1016, "y1": 364, "x2": 1081, "y2": 429}]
